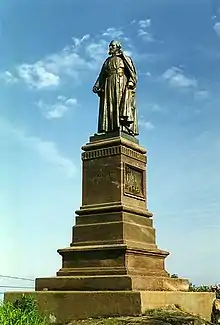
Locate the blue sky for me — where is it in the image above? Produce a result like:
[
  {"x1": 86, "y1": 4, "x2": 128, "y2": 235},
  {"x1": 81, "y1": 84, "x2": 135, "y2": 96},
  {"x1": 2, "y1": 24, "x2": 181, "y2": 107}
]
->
[{"x1": 0, "y1": 0, "x2": 220, "y2": 293}]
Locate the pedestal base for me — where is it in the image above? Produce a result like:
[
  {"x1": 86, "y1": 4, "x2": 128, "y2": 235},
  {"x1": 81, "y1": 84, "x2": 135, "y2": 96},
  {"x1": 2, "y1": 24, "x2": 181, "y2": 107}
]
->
[
  {"x1": 35, "y1": 135, "x2": 189, "y2": 294},
  {"x1": 4, "y1": 291, "x2": 215, "y2": 323},
  {"x1": 22, "y1": 135, "x2": 197, "y2": 323},
  {"x1": 36, "y1": 274, "x2": 189, "y2": 292},
  {"x1": 56, "y1": 244, "x2": 170, "y2": 277}
]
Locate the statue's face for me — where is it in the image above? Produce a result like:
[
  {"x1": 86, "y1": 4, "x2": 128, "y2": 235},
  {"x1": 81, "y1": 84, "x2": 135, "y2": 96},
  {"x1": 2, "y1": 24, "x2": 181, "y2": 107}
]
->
[{"x1": 109, "y1": 41, "x2": 120, "y2": 55}]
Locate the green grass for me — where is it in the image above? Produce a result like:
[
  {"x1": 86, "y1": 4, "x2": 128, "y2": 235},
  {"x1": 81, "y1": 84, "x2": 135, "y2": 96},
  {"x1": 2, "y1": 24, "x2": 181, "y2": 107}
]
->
[{"x1": 0, "y1": 295, "x2": 49, "y2": 325}]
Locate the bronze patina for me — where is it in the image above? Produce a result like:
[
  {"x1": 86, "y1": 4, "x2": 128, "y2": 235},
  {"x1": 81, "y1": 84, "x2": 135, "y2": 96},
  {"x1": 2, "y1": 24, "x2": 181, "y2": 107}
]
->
[{"x1": 93, "y1": 40, "x2": 139, "y2": 137}]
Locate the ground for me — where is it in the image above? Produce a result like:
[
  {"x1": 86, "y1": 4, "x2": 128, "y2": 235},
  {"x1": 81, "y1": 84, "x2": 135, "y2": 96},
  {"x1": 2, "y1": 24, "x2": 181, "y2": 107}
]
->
[{"x1": 67, "y1": 305, "x2": 213, "y2": 325}]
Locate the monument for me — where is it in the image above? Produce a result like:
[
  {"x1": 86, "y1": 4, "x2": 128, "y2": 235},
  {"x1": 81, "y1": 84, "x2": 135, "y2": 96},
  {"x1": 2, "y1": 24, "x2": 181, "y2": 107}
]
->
[
  {"x1": 36, "y1": 39, "x2": 188, "y2": 292},
  {"x1": 5, "y1": 40, "x2": 215, "y2": 323}
]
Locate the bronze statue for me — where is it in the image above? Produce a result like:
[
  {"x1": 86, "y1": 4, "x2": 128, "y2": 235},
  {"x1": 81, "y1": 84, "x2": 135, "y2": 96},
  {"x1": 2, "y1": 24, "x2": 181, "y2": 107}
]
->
[{"x1": 93, "y1": 40, "x2": 139, "y2": 137}]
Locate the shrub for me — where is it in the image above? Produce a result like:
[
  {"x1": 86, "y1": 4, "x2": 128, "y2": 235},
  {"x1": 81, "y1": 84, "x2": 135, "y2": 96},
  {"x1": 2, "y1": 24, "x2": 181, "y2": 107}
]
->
[
  {"x1": 0, "y1": 295, "x2": 49, "y2": 325},
  {"x1": 189, "y1": 283, "x2": 220, "y2": 299},
  {"x1": 171, "y1": 274, "x2": 179, "y2": 278}
]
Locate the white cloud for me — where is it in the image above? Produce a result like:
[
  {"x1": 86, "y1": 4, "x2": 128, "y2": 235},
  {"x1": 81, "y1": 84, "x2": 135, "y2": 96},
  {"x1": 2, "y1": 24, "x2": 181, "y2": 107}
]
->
[
  {"x1": 123, "y1": 50, "x2": 133, "y2": 57},
  {"x1": 72, "y1": 34, "x2": 90, "y2": 47},
  {"x1": 139, "y1": 120, "x2": 155, "y2": 130},
  {"x1": 14, "y1": 33, "x2": 111, "y2": 89},
  {"x1": 47, "y1": 51, "x2": 92, "y2": 76},
  {"x1": 86, "y1": 29, "x2": 132, "y2": 61},
  {"x1": 194, "y1": 90, "x2": 209, "y2": 101},
  {"x1": 65, "y1": 98, "x2": 77, "y2": 105},
  {"x1": 138, "y1": 29, "x2": 155, "y2": 42},
  {"x1": 89, "y1": 27, "x2": 132, "y2": 60},
  {"x1": 137, "y1": 18, "x2": 155, "y2": 42},
  {"x1": 17, "y1": 63, "x2": 60, "y2": 89},
  {"x1": 0, "y1": 71, "x2": 18, "y2": 84},
  {"x1": 14, "y1": 34, "x2": 93, "y2": 89},
  {"x1": 138, "y1": 19, "x2": 151, "y2": 28},
  {"x1": 5, "y1": 29, "x2": 134, "y2": 89},
  {"x1": 162, "y1": 67, "x2": 197, "y2": 88},
  {"x1": 0, "y1": 118, "x2": 76, "y2": 178},
  {"x1": 102, "y1": 27, "x2": 125, "y2": 39},
  {"x1": 38, "y1": 102, "x2": 68, "y2": 119},
  {"x1": 37, "y1": 96, "x2": 78, "y2": 119},
  {"x1": 86, "y1": 39, "x2": 108, "y2": 63},
  {"x1": 213, "y1": 22, "x2": 220, "y2": 37}
]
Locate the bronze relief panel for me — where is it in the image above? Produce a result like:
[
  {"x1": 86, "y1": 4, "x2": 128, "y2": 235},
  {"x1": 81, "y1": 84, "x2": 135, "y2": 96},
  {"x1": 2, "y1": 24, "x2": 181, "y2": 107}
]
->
[{"x1": 124, "y1": 164, "x2": 144, "y2": 198}]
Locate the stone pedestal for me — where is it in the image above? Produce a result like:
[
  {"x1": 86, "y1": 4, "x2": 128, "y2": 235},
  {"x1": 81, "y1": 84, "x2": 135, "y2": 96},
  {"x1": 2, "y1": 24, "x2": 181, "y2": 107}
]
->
[
  {"x1": 35, "y1": 132, "x2": 189, "y2": 291},
  {"x1": 4, "y1": 291, "x2": 215, "y2": 323},
  {"x1": 6, "y1": 132, "x2": 215, "y2": 322}
]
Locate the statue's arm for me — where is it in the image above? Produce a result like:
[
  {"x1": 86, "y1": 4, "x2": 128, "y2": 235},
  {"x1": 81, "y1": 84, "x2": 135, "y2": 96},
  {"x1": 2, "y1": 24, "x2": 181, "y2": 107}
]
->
[
  {"x1": 124, "y1": 56, "x2": 137, "y2": 90},
  {"x1": 93, "y1": 59, "x2": 107, "y2": 93},
  {"x1": 128, "y1": 57, "x2": 137, "y2": 88}
]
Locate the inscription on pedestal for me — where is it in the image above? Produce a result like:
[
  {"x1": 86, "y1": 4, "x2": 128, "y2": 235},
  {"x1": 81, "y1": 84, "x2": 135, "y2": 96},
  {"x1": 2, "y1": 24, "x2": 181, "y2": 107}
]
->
[
  {"x1": 124, "y1": 164, "x2": 144, "y2": 197},
  {"x1": 89, "y1": 168, "x2": 117, "y2": 186},
  {"x1": 83, "y1": 155, "x2": 121, "y2": 205}
]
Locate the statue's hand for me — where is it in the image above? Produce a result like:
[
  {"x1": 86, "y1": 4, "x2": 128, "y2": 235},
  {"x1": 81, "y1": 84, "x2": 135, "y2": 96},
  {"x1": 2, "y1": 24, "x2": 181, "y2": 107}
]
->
[
  {"x1": 93, "y1": 86, "x2": 100, "y2": 94},
  {"x1": 128, "y1": 81, "x2": 135, "y2": 89}
]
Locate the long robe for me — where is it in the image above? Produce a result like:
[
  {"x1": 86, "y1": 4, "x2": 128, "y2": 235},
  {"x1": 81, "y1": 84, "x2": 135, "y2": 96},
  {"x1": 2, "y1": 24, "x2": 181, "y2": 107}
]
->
[{"x1": 93, "y1": 53, "x2": 139, "y2": 136}]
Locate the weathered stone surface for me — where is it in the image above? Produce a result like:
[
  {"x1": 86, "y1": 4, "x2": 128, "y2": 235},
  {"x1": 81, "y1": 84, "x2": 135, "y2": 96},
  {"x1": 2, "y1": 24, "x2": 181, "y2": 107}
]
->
[
  {"x1": 4, "y1": 291, "x2": 215, "y2": 323},
  {"x1": 54, "y1": 244, "x2": 172, "y2": 279},
  {"x1": 35, "y1": 135, "x2": 189, "y2": 292},
  {"x1": 35, "y1": 275, "x2": 189, "y2": 292},
  {"x1": 80, "y1": 136, "x2": 147, "y2": 211},
  {"x1": 3, "y1": 134, "x2": 196, "y2": 321},
  {"x1": 71, "y1": 213, "x2": 156, "y2": 248}
]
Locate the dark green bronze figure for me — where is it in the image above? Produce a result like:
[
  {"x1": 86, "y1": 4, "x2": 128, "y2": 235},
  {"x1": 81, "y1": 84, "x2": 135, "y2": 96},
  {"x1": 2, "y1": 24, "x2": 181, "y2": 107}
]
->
[{"x1": 93, "y1": 40, "x2": 139, "y2": 137}]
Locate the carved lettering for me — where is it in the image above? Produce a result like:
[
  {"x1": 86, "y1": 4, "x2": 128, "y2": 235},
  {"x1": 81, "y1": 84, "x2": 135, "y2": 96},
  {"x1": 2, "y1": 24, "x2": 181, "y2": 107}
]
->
[{"x1": 89, "y1": 168, "x2": 116, "y2": 186}]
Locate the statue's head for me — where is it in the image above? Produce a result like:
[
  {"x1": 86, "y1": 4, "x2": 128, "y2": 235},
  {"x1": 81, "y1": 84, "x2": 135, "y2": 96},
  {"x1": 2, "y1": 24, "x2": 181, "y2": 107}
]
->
[{"x1": 108, "y1": 40, "x2": 122, "y2": 56}]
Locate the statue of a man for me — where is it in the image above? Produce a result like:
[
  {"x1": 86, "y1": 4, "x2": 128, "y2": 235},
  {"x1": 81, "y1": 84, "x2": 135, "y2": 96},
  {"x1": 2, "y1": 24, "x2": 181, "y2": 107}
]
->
[{"x1": 92, "y1": 40, "x2": 139, "y2": 137}]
